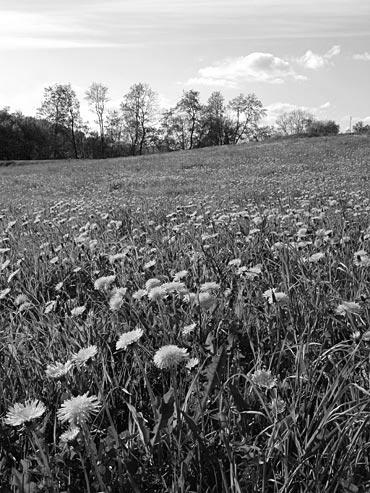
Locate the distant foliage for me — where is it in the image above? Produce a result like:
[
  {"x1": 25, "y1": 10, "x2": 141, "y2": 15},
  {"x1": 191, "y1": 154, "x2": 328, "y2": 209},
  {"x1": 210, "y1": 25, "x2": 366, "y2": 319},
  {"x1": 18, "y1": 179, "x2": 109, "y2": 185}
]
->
[
  {"x1": 305, "y1": 119, "x2": 340, "y2": 137},
  {"x1": 353, "y1": 121, "x2": 370, "y2": 135},
  {"x1": 1, "y1": 83, "x2": 344, "y2": 161}
]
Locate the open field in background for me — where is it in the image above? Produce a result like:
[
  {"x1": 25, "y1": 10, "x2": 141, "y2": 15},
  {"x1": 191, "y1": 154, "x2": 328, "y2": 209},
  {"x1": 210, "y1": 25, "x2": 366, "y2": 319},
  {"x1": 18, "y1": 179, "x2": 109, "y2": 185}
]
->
[{"x1": 0, "y1": 135, "x2": 369, "y2": 492}]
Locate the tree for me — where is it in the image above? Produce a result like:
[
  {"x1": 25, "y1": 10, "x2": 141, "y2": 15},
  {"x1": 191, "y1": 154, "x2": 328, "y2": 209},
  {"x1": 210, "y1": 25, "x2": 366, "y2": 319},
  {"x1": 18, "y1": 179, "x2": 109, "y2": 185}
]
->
[
  {"x1": 177, "y1": 90, "x2": 203, "y2": 149},
  {"x1": 121, "y1": 82, "x2": 157, "y2": 156},
  {"x1": 276, "y1": 109, "x2": 313, "y2": 136},
  {"x1": 85, "y1": 82, "x2": 109, "y2": 156},
  {"x1": 305, "y1": 119, "x2": 340, "y2": 137},
  {"x1": 353, "y1": 121, "x2": 370, "y2": 135},
  {"x1": 105, "y1": 109, "x2": 124, "y2": 143},
  {"x1": 228, "y1": 93, "x2": 266, "y2": 144},
  {"x1": 160, "y1": 107, "x2": 188, "y2": 151},
  {"x1": 38, "y1": 84, "x2": 75, "y2": 158},
  {"x1": 202, "y1": 91, "x2": 226, "y2": 146}
]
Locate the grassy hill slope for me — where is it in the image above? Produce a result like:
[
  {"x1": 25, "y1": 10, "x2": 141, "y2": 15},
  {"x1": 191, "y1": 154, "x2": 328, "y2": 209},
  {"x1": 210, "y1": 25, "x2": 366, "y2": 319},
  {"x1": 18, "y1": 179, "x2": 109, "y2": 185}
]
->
[{"x1": 0, "y1": 135, "x2": 369, "y2": 210}]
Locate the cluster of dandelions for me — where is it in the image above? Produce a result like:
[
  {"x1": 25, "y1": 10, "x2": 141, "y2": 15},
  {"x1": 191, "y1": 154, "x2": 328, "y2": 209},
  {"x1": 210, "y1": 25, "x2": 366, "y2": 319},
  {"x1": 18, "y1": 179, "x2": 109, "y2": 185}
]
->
[{"x1": 45, "y1": 345, "x2": 97, "y2": 379}]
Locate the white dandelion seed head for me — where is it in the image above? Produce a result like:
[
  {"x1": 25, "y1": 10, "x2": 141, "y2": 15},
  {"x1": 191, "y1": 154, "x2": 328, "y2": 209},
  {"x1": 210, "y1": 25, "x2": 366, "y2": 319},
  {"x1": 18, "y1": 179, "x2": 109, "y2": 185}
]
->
[
  {"x1": 71, "y1": 345, "x2": 97, "y2": 367},
  {"x1": 153, "y1": 345, "x2": 189, "y2": 369},
  {"x1": 116, "y1": 328, "x2": 143, "y2": 350},
  {"x1": 57, "y1": 393, "x2": 101, "y2": 425},
  {"x1": 4, "y1": 399, "x2": 46, "y2": 427},
  {"x1": 46, "y1": 360, "x2": 73, "y2": 379}
]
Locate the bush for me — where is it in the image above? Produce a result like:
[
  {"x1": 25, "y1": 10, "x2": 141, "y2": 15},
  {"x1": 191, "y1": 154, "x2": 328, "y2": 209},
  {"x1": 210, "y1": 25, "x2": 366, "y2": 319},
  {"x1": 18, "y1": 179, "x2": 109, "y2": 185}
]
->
[{"x1": 305, "y1": 119, "x2": 340, "y2": 137}]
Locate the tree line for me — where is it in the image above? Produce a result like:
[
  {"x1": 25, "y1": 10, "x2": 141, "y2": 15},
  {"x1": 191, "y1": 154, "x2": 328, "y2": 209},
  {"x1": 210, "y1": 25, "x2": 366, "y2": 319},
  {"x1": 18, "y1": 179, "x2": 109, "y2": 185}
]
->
[{"x1": 0, "y1": 82, "x2": 351, "y2": 161}]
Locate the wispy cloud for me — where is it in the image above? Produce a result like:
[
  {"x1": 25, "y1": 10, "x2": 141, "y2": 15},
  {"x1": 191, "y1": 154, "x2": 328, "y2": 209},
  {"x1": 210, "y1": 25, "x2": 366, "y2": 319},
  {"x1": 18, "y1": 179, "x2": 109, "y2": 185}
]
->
[
  {"x1": 0, "y1": 37, "x2": 128, "y2": 50},
  {"x1": 353, "y1": 52, "x2": 370, "y2": 61},
  {"x1": 0, "y1": 10, "x2": 127, "y2": 50},
  {"x1": 296, "y1": 45, "x2": 341, "y2": 70},
  {"x1": 186, "y1": 53, "x2": 306, "y2": 87}
]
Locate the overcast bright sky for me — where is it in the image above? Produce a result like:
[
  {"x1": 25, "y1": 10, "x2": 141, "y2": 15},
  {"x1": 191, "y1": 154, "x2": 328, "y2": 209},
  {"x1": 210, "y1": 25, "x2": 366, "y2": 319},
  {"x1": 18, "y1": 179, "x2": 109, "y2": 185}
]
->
[{"x1": 1, "y1": 0, "x2": 369, "y2": 129}]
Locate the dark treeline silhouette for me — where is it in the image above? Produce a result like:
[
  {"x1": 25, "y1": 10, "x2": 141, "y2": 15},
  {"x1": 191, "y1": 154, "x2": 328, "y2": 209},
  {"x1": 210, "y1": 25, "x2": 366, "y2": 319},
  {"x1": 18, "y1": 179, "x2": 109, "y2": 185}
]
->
[{"x1": 0, "y1": 82, "x2": 346, "y2": 161}]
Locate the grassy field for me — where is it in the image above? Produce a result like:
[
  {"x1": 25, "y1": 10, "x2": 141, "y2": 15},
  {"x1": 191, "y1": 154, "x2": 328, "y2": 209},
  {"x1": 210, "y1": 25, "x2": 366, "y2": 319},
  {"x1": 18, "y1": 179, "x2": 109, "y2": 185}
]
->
[{"x1": 0, "y1": 135, "x2": 369, "y2": 492}]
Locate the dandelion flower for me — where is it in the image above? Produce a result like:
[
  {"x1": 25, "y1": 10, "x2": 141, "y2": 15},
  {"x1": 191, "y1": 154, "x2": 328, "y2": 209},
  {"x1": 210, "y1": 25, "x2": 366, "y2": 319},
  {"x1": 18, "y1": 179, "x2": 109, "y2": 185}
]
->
[
  {"x1": 263, "y1": 289, "x2": 288, "y2": 306},
  {"x1": 200, "y1": 282, "x2": 220, "y2": 292},
  {"x1": 71, "y1": 345, "x2": 97, "y2": 367},
  {"x1": 147, "y1": 285, "x2": 166, "y2": 301},
  {"x1": 71, "y1": 305, "x2": 86, "y2": 317},
  {"x1": 4, "y1": 399, "x2": 46, "y2": 426},
  {"x1": 57, "y1": 393, "x2": 101, "y2": 425},
  {"x1": 353, "y1": 250, "x2": 370, "y2": 268},
  {"x1": 153, "y1": 345, "x2": 189, "y2": 369},
  {"x1": 197, "y1": 292, "x2": 216, "y2": 310},
  {"x1": 145, "y1": 278, "x2": 162, "y2": 292},
  {"x1": 132, "y1": 289, "x2": 147, "y2": 300},
  {"x1": 60, "y1": 426, "x2": 80, "y2": 443},
  {"x1": 109, "y1": 287, "x2": 127, "y2": 311},
  {"x1": 186, "y1": 357, "x2": 199, "y2": 370},
  {"x1": 0, "y1": 288, "x2": 11, "y2": 300},
  {"x1": 161, "y1": 281, "x2": 188, "y2": 294},
  {"x1": 173, "y1": 270, "x2": 188, "y2": 281},
  {"x1": 46, "y1": 360, "x2": 73, "y2": 379},
  {"x1": 94, "y1": 275, "x2": 116, "y2": 291},
  {"x1": 251, "y1": 369, "x2": 277, "y2": 390},
  {"x1": 335, "y1": 301, "x2": 362, "y2": 316},
  {"x1": 182, "y1": 323, "x2": 197, "y2": 336},
  {"x1": 116, "y1": 328, "x2": 143, "y2": 350},
  {"x1": 18, "y1": 302, "x2": 33, "y2": 312},
  {"x1": 14, "y1": 294, "x2": 29, "y2": 306},
  {"x1": 308, "y1": 252, "x2": 325, "y2": 263}
]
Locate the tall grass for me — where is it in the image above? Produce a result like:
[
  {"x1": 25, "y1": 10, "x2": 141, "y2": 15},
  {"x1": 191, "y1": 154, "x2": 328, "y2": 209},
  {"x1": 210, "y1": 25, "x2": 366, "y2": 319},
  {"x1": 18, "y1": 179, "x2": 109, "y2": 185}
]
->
[{"x1": 0, "y1": 136, "x2": 369, "y2": 492}]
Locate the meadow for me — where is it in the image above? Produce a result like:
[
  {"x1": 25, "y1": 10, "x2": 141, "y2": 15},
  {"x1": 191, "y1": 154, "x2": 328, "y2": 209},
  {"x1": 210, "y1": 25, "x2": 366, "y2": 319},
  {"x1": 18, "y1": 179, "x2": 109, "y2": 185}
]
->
[{"x1": 0, "y1": 135, "x2": 369, "y2": 492}]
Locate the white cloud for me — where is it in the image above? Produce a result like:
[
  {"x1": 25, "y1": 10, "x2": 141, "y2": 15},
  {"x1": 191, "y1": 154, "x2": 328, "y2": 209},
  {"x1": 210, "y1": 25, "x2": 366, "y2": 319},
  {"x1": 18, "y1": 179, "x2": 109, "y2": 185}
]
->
[
  {"x1": 297, "y1": 45, "x2": 341, "y2": 70},
  {"x1": 186, "y1": 53, "x2": 306, "y2": 87},
  {"x1": 353, "y1": 52, "x2": 370, "y2": 61}
]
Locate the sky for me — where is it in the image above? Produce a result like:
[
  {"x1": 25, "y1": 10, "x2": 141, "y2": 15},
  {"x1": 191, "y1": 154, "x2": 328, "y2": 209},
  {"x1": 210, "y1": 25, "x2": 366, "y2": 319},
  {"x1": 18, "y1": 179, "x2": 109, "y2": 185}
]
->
[{"x1": 1, "y1": 0, "x2": 370, "y2": 130}]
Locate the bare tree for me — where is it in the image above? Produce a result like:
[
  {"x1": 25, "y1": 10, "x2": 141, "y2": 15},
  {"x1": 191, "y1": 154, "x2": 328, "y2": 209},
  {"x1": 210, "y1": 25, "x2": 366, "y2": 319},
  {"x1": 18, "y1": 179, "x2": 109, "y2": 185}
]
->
[
  {"x1": 121, "y1": 82, "x2": 157, "y2": 156},
  {"x1": 228, "y1": 93, "x2": 266, "y2": 144},
  {"x1": 85, "y1": 82, "x2": 109, "y2": 155},
  {"x1": 276, "y1": 109, "x2": 313, "y2": 135}
]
